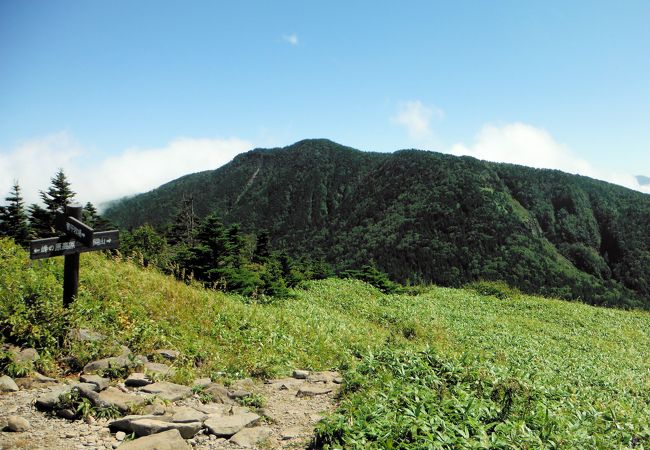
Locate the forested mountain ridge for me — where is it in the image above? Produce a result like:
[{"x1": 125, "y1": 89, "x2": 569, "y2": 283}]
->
[{"x1": 104, "y1": 139, "x2": 650, "y2": 309}]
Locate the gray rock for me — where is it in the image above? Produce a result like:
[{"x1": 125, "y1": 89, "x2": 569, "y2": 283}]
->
[
  {"x1": 297, "y1": 385, "x2": 333, "y2": 397},
  {"x1": 292, "y1": 369, "x2": 309, "y2": 379},
  {"x1": 230, "y1": 426, "x2": 272, "y2": 447},
  {"x1": 171, "y1": 406, "x2": 208, "y2": 423},
  {"x1": 204, "y1": 412, "x2": 260, "y2": 437},
  {"x1": 75, "y1": 381, "x2": 101, "y2": 393},
  {"x1": 0, "y1": 374, "x2": 19, "y2": 392},
  {"x1": 35, "y1": 387, "x2": 71, "y2": 411},
  {"x1": 228, "y1": 389, "x2": 251, "y2": 399},
  {"x1": 13, "y1": 347, "x2": 39, "y2": 364},
  {"x1": 195, "y1": 404, "x2": 232, "y2": 416},
  {"x1": 125, "y1": 372, "x2": 152, "y2": 387},
  {"x1": 192, "y1": 377, "x2": 212, "y2": 388},
  {"x1": 56, "y1": 408, "x2": 77, "y2": 420},
  {"x1": 154, "y1": 349, "x2": 180, "y2": 361},
  {"x1": 144, "y1": 362, "x2": 175, "y2": 378},
  {"x1": 80, "y1": 374, "x2": 110, "y2": 391},
  {"x1": 115, "y1": 431, "x2": 126, "y2": 441},
  {"x1": 96, "y1": 387, "x2": 147, "y2": 413},
  {"x1": 130, "y1": 418, "x2": 202, "y2": 439},
  {"x1": 6, "y1": 415, "x2": 30, "y2": 432},
  {"x1": 117, "y1": 429, "x2": 191, "y2": 450},
  {"x1": 109, "y1": 414, "x2": 172, "y2": 432},
  {"x1": 203, "y1": 383, "x2": 235, "y2": 404},
  {"x1": 141, "y1": 381, "x2": 192, "y2": 402}
]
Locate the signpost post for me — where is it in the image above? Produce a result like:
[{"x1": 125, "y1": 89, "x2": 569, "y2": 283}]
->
[{"x1": 29, "y1": 202, "x2": 120, "y2": 307}]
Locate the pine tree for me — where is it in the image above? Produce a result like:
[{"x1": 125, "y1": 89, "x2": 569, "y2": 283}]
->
[
  {"x1": 0, "y1": 182, "x2": 31, "y2": 246},
  {"x1": 41, "y1": 169, "x2": 75, "y2": 214},
  {"x1": 167, "y1": 195, "x2": 197, "y2": 247},
  {"x1": 83, "y1": 201, "x2": 113, "y2": 231},
  {"x1": 30, "y1": 169, "x2": 76, "y2": 236}
]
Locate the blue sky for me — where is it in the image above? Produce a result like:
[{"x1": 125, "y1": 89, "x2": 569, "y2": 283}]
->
[{"x1": 1, "y1": 0, "x2": 649, "y2": 204}]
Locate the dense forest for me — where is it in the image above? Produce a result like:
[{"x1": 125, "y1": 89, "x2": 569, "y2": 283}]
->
[{"x1": 103, "y1": 139, "x2": 650, "y2": 309}]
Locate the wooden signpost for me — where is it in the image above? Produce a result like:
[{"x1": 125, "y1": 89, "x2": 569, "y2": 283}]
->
[{"x1": 29, "y1": 203, "x2": 120, "y2": 307}]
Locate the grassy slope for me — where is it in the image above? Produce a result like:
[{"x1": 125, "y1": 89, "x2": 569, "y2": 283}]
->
[{"x1": 1, "y1": 238, "x2": 649, "y2": 447}]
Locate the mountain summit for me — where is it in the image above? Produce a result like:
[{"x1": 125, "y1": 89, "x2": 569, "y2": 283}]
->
[{"x1": 105, "y1": 139, "x2": 650, "y2": 309}]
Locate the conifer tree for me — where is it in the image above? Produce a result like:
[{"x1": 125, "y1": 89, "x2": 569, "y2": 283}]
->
[
  {"x1": 30, "y1": 169, "x2": 76, "y2": 236},
  {"x1": 0, "y1": 182, "x2": 31, "y2": 246},
  {"x1": 167, "y1": 195, "x2": 197, "y2": 247},
  {"x1": 83, "y1": 201, "x2": 112, "y2": 231}
]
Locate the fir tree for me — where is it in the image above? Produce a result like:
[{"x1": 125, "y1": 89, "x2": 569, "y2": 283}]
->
[
  {"x1": 83, "y1": 201, "x2": 112, "y2": 231},
  {"x1": 30, "y1": 169, "x2": 76, "y2": 236},
  {"x1": 0, "y1": 182, "x2": 31, "y2": 246}
]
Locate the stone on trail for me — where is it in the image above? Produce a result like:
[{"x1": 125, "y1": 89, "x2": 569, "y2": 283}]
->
[
  {"x1": 192, "y1": 377, "x2": 212, "y2": 388},
  {"x1": 110, "y1": 414, "x2": 172, "y2": 432},
  {"x1": 203, "y1": 383, "x2": 235, "y2": 404},
  {"x1": 0, "y1": 374, "x2": 19, "y2": 392},
  {"x1": 116, "y1": 429, "x2": 191, "y2": 450},
  {"x1": 154, "y1": 349, "x2": 180, "y2": 361},
  {"x1": 281, "y1": 426, "x2": 305, "y2": 440},
  {"x1": 141, "y1": 381, "x2": 192, "y2": 402},
  {"x1": 292, "y1": 369, "x2": 309, "y2": 379},
  {"x1": 6, "y1": 415, "x2": 30, "y2": 432},
  {"x1": 228, "y1": 389, "x2": 251, "y2": 399},
  {"x1": 297, "y1": 385, "x2": 333, "y2": 397},
  {"x1": 35, "y1": 387, "x2": 71, "y2": 411},
  {"x1": 204, "y1": 412, "x2": 260, "y2": 437},
  {"x1": 171, "y1": 406, "x2": 208, "y2": 423},
  {"x1": 130, "y1": 418, "x2": 203, "y2": 439},
  {"x1": 96, "y1": 386, "x2": 147, "y2": 413},
  {"x1": 80, "y1": 374, "x2": 110, "y2": 391},
  {"x1": 125, "y1": 372, "x2": 152, "y2": 387},
  {"x1": 144, "y1": 362, "x2": 176, "y2": 378},
  {"x1": 230, "y1": 426, "x2": 272, "y2": 448},
  {"x1": 194, "y1": 403, "x2": 232, "y2": 416}
]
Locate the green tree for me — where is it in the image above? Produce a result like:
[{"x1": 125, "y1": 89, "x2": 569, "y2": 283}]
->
[
  {"x1": 0, "y1": 182, "x2": 31, "y2": 246},
  {"x1": 83, "y1": 202, "x2": 113, "y2": 231},
  {"x1": 121, "y1": 225, "x2": 168, "y2": 267},
  {"x1": 30, "y1": 169, "x2": 76, "y2": 236}
]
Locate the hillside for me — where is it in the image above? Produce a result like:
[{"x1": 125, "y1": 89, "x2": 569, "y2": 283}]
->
[
  {"x1": 1, "y1": 238, "x2": 649, "y2": 447},
  {"x1": 104, "y1": 139, "x2": 650, "y2": 309}
]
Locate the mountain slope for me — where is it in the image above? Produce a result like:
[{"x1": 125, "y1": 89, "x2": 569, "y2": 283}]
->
[{"x1": 105, "y1": 139, "x2": 650, "y2": 308}]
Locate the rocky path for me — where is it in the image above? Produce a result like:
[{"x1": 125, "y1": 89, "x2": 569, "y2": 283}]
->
[{"x1": 1, "y1": 351, "x2": 341, "y2": 450}]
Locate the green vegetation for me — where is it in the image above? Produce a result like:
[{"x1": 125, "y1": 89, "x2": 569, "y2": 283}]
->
[
  {"x1": 104, "y1": 139, "x2": 650, "y2": 309},
  {"x1": 1, "y1": 238, "x2": 649, "y2": 447}
]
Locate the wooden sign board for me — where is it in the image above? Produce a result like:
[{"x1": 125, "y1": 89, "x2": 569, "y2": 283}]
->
[
  {"x1": 30, "y1": 230, "x2": 119, "y2": 260},
  {"x1": 30, "y1": 203, "x2": 119, "y2": 308}
]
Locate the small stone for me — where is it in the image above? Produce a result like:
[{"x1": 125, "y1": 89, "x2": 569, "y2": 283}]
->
[
  {"x1": 228, "y1": 389, "x2": 251, "y2": 399},
  {"x1": 0, "y1": 374, "x2": 19, "y2": 392},
  {"x1": 292, "y1": 369, "x2": 309, "y2": 379},
  {"x1": 125, "y1": 372, "x2": 151, "y2": 387},
  {"x1": 57, "y1": 409, "x2": 77, "y2": 420},
  {"x1": 229, "y1": 426, "x2": 272, "y2": 448},
  {"x1": 204, "y1": 412, "x2": 260, "y2": 437},
  {"x1": 144, "y1": 362, "x2": 175, "y2": 378},
  {"x1": 115, "y1": 431, "x2": 126, "y2": 441},
  {"x1": 192, "y1": 378, "x2": 212, "y2": 388},
  {"x1": 141, "y1": 381, "x2": 192, "y2": 402},
  {"x1": 80, "y1": 374, "x2": 110, "y2": 391},
  {"x1": 154, "y1": 349, "x2": 180, "y2": 360},
  {"x1": 333, "y1": 377, "x2": 343, "y2": 384},
  {"x1": 297, "y1": 385, "x2": 333, "y2": 397},
  {"x1": 6, "y1": 415, "x2": 30, "y2": 432},
  {"x1": 35, "y1": 387, "x2": 71, "y2": 411},
  {"x1": 117, "y1": 429, "x2": 191, "y2": 450}
]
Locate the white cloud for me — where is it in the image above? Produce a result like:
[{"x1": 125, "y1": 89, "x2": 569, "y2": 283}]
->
[
  {"x1": 282, "y1": 33, "x2": 299, "y2": 46},
  {"x1": 392, "y1": 100, "x2": 444, "y2": 141},
  {"x1": 447, "y1": 122, "x2": 650, "y2": 194},
  {"x1": 0, "y1": 133, "x2": 253, "y2": 208}
]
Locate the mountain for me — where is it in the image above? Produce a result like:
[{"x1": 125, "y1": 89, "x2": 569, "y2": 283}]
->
[
  {"x1": 637, "y1": 175, "x2": 650, "y2": 186},
  {"x1": 104, "y1": 139, "x2": 650, "y2": 309}
]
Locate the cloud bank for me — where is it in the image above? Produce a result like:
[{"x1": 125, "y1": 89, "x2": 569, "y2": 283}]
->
[
  {"x1": 448, "y1": 122, "x2": 650, "y2": 194},
  {"x1": 0, "y1": 133, "x2": 253, "y2": 208}
]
